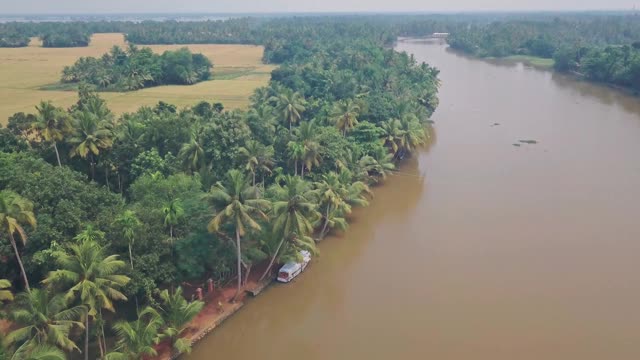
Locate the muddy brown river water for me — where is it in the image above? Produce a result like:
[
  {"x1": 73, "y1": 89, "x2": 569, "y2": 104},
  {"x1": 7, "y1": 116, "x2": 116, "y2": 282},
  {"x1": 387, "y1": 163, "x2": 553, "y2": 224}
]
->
[{"x1": 187, "y1": 40, "x2": 640, "y2": 360}]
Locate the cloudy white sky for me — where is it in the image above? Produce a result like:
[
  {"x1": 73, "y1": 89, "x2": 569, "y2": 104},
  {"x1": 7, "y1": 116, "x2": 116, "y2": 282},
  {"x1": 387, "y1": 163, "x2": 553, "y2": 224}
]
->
[{"x1": 2, "y1": 0, "x2": 638, "y2": 14}]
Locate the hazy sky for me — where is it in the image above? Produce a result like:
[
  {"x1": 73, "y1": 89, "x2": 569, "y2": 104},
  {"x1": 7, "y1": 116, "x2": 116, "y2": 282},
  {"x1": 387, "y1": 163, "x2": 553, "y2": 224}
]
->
[{"x1": 3, "y1": 0, "x2": 639, "y2": 14}]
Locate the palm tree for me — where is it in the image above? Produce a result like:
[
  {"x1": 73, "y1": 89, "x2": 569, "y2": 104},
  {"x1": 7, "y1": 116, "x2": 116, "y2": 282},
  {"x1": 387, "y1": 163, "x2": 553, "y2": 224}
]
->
[
  {"x1": 68, "y1": 110, "x2": 114, "y2": 180},
  {"x1": 205, "y1": 170, "x2": 270, "y2": 301},
  {"x1": 106, "y1": 307, "x2": 163, "y2": 360},
  {"x1": 331, "y1": 99, "x2": 360, "y2": 136},
  {"x1": 178, "y1": 130, "x2": 206, "y2": 175},
  {"x1": 32, "y1": 101, "x2": 70, "y2": 167},
  {"x1": 74, "y1": 224, "x2": 105, "y2": 243},
  {"x1": 286, "y1": 141, "x2": 305, "y2": 176},
  {"x1": 0, "y1": 279, "x2": 13, "y2": 302},
  {"x1": 0, "y1": 190, "x2": 37, "y2": 292},
  {"x1": 397, "y1": 114, "x2": 428, "y2": 157},
  {"x1": 162, "y1": 199, "x2": 184, "y2": 243},
  {"x1": 43, "y1": 240, "x2": 130, "y2": 360},
  {"x1": 9, "y1": 344, "x2": 67, "y2": 360},
  {"x1": 380, "y1": 119, "x2": 403, "y2": 157},
  {"x1": 302, "y1": 141, "x2": 322, "y2": 177},
  {"x1": 260, "y1": 176, "x2": 319, "y2": 281},
  {"x1": 359, "y1": 147, "x2": 396, "y2": 183},
  {"x1": 271, "y1": 88, "x2": 306, "y2": 132},
  {"x1": 314, "y1": 171, "x2": 371, "y2": 240},
  {"x1": 114, "y1": 210, "x2": 141, "y2": 269},
  {"x1": 6, "y1": 289, "x2": 85, "y2": 355},
  {"x1": 237, "y1": 140, "x2": 274, "y2": 190},
  {"x1": 158, "y1": 287, "x2": 204, "y2": 355},
  {"x1": 294, "y1": 121, "x2": 322, "y2": 177}
]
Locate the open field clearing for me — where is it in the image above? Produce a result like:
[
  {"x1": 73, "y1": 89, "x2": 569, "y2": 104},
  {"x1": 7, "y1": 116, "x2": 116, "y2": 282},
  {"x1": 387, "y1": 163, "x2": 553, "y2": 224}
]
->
[{"x1": 0, "y1": 33, "x2": 274, "y2": 124}]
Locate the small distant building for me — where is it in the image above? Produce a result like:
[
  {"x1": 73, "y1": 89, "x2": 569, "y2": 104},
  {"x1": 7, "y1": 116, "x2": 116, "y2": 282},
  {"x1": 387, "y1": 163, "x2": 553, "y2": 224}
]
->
[{"x1": 431, "y1": 33, "x2": 450, "y2": 38}]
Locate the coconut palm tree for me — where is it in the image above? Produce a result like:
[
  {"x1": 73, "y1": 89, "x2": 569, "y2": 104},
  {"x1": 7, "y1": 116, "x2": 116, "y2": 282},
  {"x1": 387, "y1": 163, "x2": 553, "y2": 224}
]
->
[
  {"x1": 158, "y1": 287, "x2": 204, "y2": 355},
  {"x1": 9, "y1": 344, "x2": 67, "y2": 360},
  {"x1": 114, "y1": 210, "x2": 141, "y2": 269},
  {"x1": 74, "y1": 224, "x2": 105, "y2": 243},
  {"x1": 0, "y1": 279, "x2": 13, "y2": 302},
  {"x1": 397, "y1": 114, "x2": 427, "y2": 157},
  {"x1": 43, "y1": 240, "x2": 130, "y2": 360},
  {"x1": 331, "y1": 99, "x2": 360, "y2": 136},
  {"x1": 162, "y1": 199, "x2": 184, "y2": 243},
  {"x1": 302, "y1": 141, "x2": 322, "y2": 177},
  {"x1": 314, "y1": 170, "x2": 371, "y2": 240},
  {"x1": 260, "y1": 176, "x2": 319, "y2": 281},
  {"x1": 31, "y1": 101, "x2": 71, "y2": 167},
  {"x1": 178, "y1": 130, "x2": 206, "y2": 175},
  {"x1": 294, "y1": 121, "x2": 322, "y2": 177},
  {"x1": 271, "y1": 89, "x2": 306, "y2": 132},
  {"x1": 205, "y1": 170, "x2": 270, "y2": 301},
  {"x1": 237, "y1": 140, "x2": 274, "y2": 189},
  {"x1": 68, "y1": 110, "x2": 114, "y2": 180},
  {"x1": 106, "y1": 307, "x2": 163, "y2": 360},
  {"x1": 0, "y1": 190, "x2": 37, "y2": 292},
  {"x1": 380, "y1": 118, "x2": 403, "y2": 157},
  {"x1": 359, "y1": 147, "x2": 396, "y2": 183},
  {"x1": 6, "y1": 288, "x2": 85, "y2": 355},
  {"x1": 286, "y1": 141, "x2": 305, "y2": 176}
]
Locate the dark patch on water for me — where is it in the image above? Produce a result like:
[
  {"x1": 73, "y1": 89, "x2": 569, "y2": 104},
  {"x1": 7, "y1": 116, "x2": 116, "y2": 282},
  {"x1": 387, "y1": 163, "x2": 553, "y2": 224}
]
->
[{"x1": 519, "y1": 140, "x2": 538, "y2": 144}]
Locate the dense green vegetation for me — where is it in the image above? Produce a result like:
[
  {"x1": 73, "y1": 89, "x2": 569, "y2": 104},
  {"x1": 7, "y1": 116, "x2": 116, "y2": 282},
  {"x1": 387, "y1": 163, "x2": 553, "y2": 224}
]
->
[
  {"x1": 0, "y1": 16, "x2": 439, "y2": 359},
  {"x1": 61, "y1": 46, "x2": 213, "y2": 91},
  {"x1": 447, "y1": 14, "x2": 640, "y2": 91}
]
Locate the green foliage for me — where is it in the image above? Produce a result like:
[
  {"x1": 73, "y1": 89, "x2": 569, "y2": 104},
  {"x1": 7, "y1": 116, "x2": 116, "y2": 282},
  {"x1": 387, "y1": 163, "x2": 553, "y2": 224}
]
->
[
  {"x1": 0, "y1": 279, "x2": 13, "y2": 302},
  {"x1": 0, "y1": 152, "x2": 122, "y2": 285},
  {"x1": 446, "y1": 15, "x2": 640, "y2": 91},
  {"x1": 107, "y1": 307, "x2": 163, "y2": 360},
  {"x1": 62, "y1": 46, "x2": 213, "y2": 91},
  {"x1": 42, "y1": 30, "x2": 90, "y2": 48},
  {"x1": 0, "y1": 15, "x2": 443, "y2": 358},
  {"x1": 157, "y1": 287, "x2": 204, "y2": 355},
  {"x1": 6, "y1": 288, "x2": 85, "y2": 354}
]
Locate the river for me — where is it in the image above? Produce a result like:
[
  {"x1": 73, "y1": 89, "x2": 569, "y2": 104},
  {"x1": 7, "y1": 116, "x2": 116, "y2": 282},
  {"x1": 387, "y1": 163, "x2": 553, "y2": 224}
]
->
[{"x1": 186, "y1": 39, "x2": 640, "y2": 360}]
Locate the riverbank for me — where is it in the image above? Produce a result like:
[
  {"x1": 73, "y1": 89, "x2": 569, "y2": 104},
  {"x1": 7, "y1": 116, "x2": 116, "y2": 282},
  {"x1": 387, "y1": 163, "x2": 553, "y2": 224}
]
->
[
  {"x1": 487, "y1": 55, "x2": 555, "y2": 69},
  {"x1": 152, "y1": 263, "x2": 276, "y2": 359}
]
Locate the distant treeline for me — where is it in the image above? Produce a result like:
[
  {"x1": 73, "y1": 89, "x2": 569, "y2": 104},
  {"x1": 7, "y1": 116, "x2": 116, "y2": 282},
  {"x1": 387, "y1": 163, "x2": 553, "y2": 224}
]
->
[
  {"x1": 0, "y1": 15, "x2": 474, "y2": 49},
  {"x1": 62, "y1": 45, "x2": 213, "y2": 91},
  {"x1": 446, "y1": 15, "x2": 640, "y2": 91},
  {"x1": 2, "y1": 13, "x2": 640, "y2": 91}
]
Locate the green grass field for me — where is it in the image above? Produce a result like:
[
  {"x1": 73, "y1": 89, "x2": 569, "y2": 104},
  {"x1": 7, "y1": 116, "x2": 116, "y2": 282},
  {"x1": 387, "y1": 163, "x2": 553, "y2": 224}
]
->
[{"x1": 0, "y1": 33, "x2": 274, "y2": 124}]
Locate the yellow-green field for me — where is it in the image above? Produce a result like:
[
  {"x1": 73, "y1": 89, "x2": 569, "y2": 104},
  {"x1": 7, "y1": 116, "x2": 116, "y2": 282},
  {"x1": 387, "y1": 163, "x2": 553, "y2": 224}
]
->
[{"x1": 0, "y1": 33, "x2": 275, "y2": 124}]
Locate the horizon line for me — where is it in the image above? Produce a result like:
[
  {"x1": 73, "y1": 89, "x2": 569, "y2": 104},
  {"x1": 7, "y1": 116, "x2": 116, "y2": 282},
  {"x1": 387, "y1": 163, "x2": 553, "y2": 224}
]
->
[{"x1": 1, "y1": 9, "x2": 639, "y2": 16}]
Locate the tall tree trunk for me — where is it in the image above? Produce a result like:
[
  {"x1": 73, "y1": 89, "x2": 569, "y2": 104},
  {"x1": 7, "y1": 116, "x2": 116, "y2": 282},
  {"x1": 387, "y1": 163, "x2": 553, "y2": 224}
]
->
[
  {"x1": 99, "y1": 309, "x2": 107, "y2": 356},
  {"x1": 294, "y1": 160, "x2": 298, "y2": 176},
  {"x1": 53, "y1": 142, "x2": 62, "y2": 167},
  {"x1": 89, "y1": 154, "x2": 96, "y2": 181},
  {"x1": 253, "y1": 171, "x2": 258, "y2": 198},
  {"x1": 319, "y1": 204, "x2": 332, "y2": 241},
  {"x1": 8, "y1": 232, "x2": 30, "y2": 292},
  {"x1": 243, "y1": 263, "x2": 252, "y2": 286},
  {"x1": 105, "y1": 166, "x2": 110, "y2": 190},
  {"x1": 259, "y1": 236, "x2": 286, "y2": 281},
  {"x1": 84, "y1": 315, "x2": 89, "y2": 360},
  {"x1": 301, "y1": 164, "x2": 305, "y2": 177},
  {"x1": 232, "y1": 229, "x2": 242, "y2": 302},
  {"x1": 128, "y1": 241, "x2": 134, "y2": 269}
]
